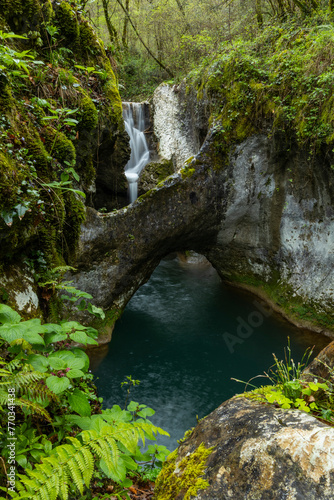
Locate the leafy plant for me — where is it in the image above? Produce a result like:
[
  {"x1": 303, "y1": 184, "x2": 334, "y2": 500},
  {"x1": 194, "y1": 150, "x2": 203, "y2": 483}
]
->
[
  {"x1": 236, "y1": 340, "x2": 334, "y2": 423},
  {"x1": 7, "y1": 408, "x2": 168, "y2": 499},
  {"x1": 0, "y1": 31, "x2": 44, "y2": 79}
]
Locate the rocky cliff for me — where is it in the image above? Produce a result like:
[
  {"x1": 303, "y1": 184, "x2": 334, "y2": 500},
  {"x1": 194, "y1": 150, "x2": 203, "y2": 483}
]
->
[
  {"x1": 0, "y1": 0, "x2": 129, "y2": 318},
  {"x1": 65, "y1": 117, "x2": 334, "y2": 335},
  {"x1": 2, "y1": 15, "x2": 334, "y2": 337}
]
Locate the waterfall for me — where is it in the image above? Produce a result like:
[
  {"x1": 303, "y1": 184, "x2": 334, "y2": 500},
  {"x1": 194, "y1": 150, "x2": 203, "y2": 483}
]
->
[{"x1": 123, "y1": 102, "x2": 150, "y2": 203}]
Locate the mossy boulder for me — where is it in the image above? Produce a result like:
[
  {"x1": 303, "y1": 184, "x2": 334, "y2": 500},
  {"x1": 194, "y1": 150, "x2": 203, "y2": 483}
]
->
[
  {"x1": 154, "y1": 443, "x2": 213, "y2": 500},
  {"x1": 54, "y1": 1, "x2": 80, "y2": 50},
  {"x1": 0, "y1": 264, "x2": 42, "y2": 320},
  {"x1": 158, "y1": 396, "x2": 334, "y2": 499},
  {"x1": 138, "y1": 159, "x2": 174, "y2": 194},
  {"x1": 0, "y1": 0, "x2": 42, "y2": 32}
]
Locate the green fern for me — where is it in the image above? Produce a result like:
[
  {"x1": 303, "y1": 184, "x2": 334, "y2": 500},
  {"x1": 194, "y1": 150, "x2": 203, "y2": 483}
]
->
[
  {"x1": 0, "y1": 359, "x2": 57, "y2": 421},
  {"x1": 13, "y1": 420, "x2": 168, "y2": 500}
]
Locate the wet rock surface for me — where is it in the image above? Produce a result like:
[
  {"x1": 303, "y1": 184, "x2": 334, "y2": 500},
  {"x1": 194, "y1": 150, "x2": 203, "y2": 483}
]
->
[{"x1": 162, "y1": 396, "x2": 334, "y2": 500}]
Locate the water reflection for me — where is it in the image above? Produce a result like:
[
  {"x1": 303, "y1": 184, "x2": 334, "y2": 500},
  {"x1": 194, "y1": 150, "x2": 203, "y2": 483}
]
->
[{"x1": 93, "y1": 257, "x2": 329, "y2": 449}]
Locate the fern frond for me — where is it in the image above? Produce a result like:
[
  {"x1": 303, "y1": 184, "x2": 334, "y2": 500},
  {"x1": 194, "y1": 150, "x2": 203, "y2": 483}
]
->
[
  {"x1": 79, "y1": 446, "x2": 94, "y2": 486},
  {"x1": 15, "y1": 397, "x2": 52, "y2": 422},
  {"x1": 1, "y1": 370, "x2": 45, "y2": 390},
  {"x1": 15, "y1": 418, "x2": 168, "y2": 500},
  {"x1": 6, "y1": 357, "x2": 22, "y2": 372}
]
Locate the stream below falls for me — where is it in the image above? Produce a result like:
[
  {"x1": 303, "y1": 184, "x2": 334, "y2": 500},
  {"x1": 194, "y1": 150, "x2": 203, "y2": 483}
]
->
[{"x1": 92, "y1": 256, "x2": 329, "y2": 450}]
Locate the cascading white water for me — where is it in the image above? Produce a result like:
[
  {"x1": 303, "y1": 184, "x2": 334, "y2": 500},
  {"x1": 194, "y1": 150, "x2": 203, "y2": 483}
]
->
[{"x1": 123, "y1": 102, "x2": 150, "y2": 203}]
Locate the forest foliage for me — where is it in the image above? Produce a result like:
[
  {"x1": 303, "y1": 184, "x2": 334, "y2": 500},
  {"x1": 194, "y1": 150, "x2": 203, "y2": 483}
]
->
[
  {"x1": 2, "y1": 0, "x2": 334, "y2": 498},
  {"x1": 84, "y1": 0, "x2": 334, "y2": 99}
]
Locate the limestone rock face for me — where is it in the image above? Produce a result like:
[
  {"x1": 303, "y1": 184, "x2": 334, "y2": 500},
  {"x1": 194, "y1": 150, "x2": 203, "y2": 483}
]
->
[
  {"x1": 152, "y1": 82, "x2": 209, "y2": 169},
  {"x1": 159, "y1": 397, "x2": 334, "y2": 500},
  {"x1": 68, "y1": 129, "x2": 334, "y2": 334},
  {"x1": 0, "y1": 265, "x2": 41, "y2": 319}
]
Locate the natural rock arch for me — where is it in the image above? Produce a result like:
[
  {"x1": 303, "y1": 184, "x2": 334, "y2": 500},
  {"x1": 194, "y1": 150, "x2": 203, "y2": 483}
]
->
[{"x1": 68, "y1": 131, "x2": 334, "y2": 335}]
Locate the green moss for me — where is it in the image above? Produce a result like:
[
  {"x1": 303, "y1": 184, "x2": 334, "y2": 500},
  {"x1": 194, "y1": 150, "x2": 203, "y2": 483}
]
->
[
  {"x1": 78, "y1": 96, "x2": 98, "y2": 131},
  {"x1": 42, "y1": 0, "x2": 53, "y2": 24},
  {"x1": 25, "y1": 128, "x2": 50, "y2": 176},
  {"x1": 154, "y1": 443, "x2": 214, "y2": 500},
  {"x1": 0, "y1": 151, "x2": 24, "y2": 212},
  {"x1": 0, "y1": 0, "x2": 124, "y2": 282},
  {"x1": 55, "y1": 1, "x2": 80, "y2": 50},
  {"x1": 137, "y1": 189, "x2": 154, "y2": 202},
  {"x1": 140, "y1": 159, "x2": 174, "y2": 191},
  {"x1": 180, "y1": 163, "x2": 196, "y2": 180},
  {"x1": 90, "y1": 306, "x2": 121, "y2": 337},
  {"x1": 0, "y1": 81, "x2": 14, "y2": 111},
  {"x1": 0, "y1": 0, "x2": 41, "y2": 31},
  {"x1": 79, "y1": 20, "x2": 101, "y2": 60},
  {"x1": 62, "y1": 192, "x2": 86, "y2": 259},
  {"x1": 43, "y1": 128, "x2": 76, "y2": 166},
  {"x1": 102, "y1": 61, "x2": 123, "y2": 124},
  {"x1": 191, "y1": 16, "x2": 334, "y2": 155},
  {"x1": 227, "y1": 272, "x2": 334, "y2": 332}
]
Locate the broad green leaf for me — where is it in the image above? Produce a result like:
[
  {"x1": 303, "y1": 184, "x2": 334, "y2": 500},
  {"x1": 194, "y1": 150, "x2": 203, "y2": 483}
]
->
[
  {"x1": 43, "y1": 440, "x2": 52, "y2": 454},
  {"x1": 87, "y1": 302, "x2": 105, "y2": 319},
  {"x1": 127, "y1": 401, "x2": 139, "y2": 412},
  {"x1": 46, "y1": 375, "x2": 70, "y2": 394},
  {"x1": 15, "y1": 203, "x2": 29, "y2": 220},
  {"x1": 100, "y1": 456, "x2": 126, "y2": 483},
  {"x1": 64, "y1": 414, "x2": 92, "y2": 429},
  {"x1": 70, "y1": 331, "x2": 89, "y2": 344},
  {"x1": 137, "y1": 406, "x2": 155, "y2": 418},
  {"x1": 100, "y1": 406, "x2": 132, "y2": 423},
  {"x1": 44, "y1": 332, "x2": 67, "y2": 345},
  {"x1": 16, "y1": 455, "x2": 28, "y2": 468},
  {"x1": 49, "y1": 351, "x2": 74, "y2": 362},
  {"x1": 85, "y1": 337, "x2": 98, "y2": 345},
  {"x1": 27, "y1": 354, "x2": 49, "y2": 372},
  {"x1": 308, "y1": 381, "x2": 319, "y2": 392},
  {"x1": 68, "y1": 388, "x2": 91, "y2": 416},
  {"x1": 48, "y1": 358, "x2": 66, "y2": 370},
  {"x1": 1, "y1": 210, "x2": 13, "y2": 227},
  {"x1": 85, "y1": 327, "x2": 98, "y2": 338},
  {"x1": 70, "y1": 357, "x2": 85, "y2": 370},
  {"x1": 0, "y1": 323, "x2": 44, "y2": 345},
  {"x1": 66, "y1": 368, "x2": 84, "y2": 378},
  {"x1": 72, "y1": 348, "x2": 90, "y2": 371},
  {"x1": 41, "y1": 323, "x2": 63, "y2": 334},
  {"x1": 0, "y1": 304, "x2": 21, "y2": 324},
  {"x1": 121, "y1": 454, "x2": 138, "y2": 471}
]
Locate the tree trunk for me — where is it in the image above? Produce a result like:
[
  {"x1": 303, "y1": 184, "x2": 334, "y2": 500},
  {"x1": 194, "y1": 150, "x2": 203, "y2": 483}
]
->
[
  {"x1": 102, "y1": 0, "x2": 120, "y2": 49},
  {"x1": 256, "y1": 0, "x2": 263, "y2": 26},
  {"x1": 115, "y1": 0, "x2": 174, "y2": 77},
  {"x1": 122, "y1": 0, "x2": 129, "y2": 48}
]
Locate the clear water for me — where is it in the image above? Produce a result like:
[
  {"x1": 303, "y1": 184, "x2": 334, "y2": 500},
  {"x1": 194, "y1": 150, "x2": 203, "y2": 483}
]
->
[{"x1": 92, "y1": 257, "x2": 328, "y2": 450}]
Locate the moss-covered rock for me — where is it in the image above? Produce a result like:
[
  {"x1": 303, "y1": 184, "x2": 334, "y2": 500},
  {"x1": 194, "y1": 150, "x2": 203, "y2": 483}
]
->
[
  {"x1": 154, "y1": 443, "x2": 213, "y2": 500},
  {"x1": 0, "y1": 0, "x2": 126, "y2": 319},
  {"x1": 54, "y1": 1, "x2": 80, "y2": 50},
  {"x1": 0, "y1": 0, "x2": 41, "y2": 32},
  {"x1": 138, "y1": 159, "x2": 174, "y2": 193},
  {"x1": 160, "y1": 396, "x2": 334, "y2": 499},
  {"x1": 43, "y1": 127, "x2": 76, "y2": 166},
  {"x1": 77, "y1": 96, "x2": 98, "y2": 132}
]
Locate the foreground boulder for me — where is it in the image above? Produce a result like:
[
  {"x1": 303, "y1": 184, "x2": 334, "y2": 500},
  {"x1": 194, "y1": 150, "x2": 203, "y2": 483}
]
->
[
  {"x1": 303, "y1": 340, "x2": 334, "y2": 381},
  {"x1": 155, "y1": 397, "x2": 334, "y2": 499}
]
